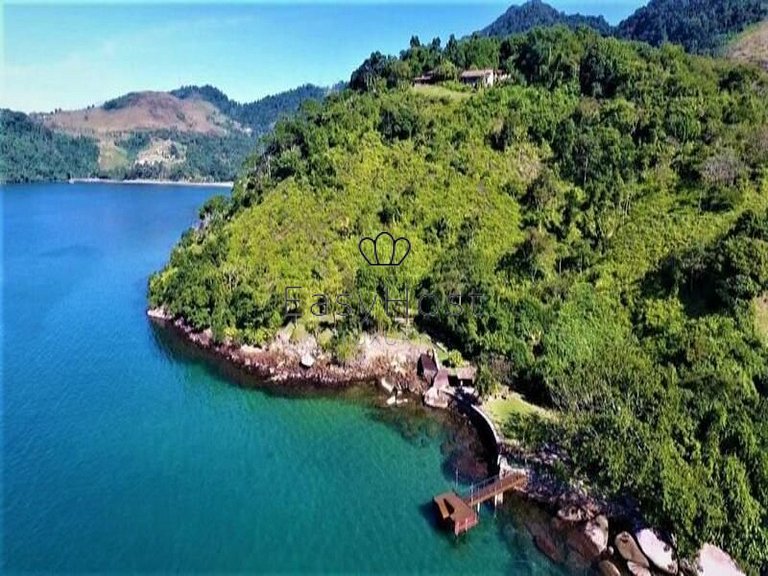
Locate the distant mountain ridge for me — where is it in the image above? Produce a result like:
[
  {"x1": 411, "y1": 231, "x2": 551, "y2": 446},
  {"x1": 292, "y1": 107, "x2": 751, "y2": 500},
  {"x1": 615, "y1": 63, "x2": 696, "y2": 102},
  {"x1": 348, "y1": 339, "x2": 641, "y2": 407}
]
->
[
  {"x1": 171, "y1": 84, "x2": 329, "y2": 136},
  {"x1": 39, "y1": 91, "x2": 240, "y2": 137},
  {"x1": 1, "y1": 84, "x2": 331, "y2": 184},
  {"x1": 5, "y1": 0, "x2": 767, "y2": 184},
  {"x1": 477, "y1": 0, "x2": 768, "y2": 56},
  {"x1": 479, "y1": 0, "x2": 612, "y2": 37}
]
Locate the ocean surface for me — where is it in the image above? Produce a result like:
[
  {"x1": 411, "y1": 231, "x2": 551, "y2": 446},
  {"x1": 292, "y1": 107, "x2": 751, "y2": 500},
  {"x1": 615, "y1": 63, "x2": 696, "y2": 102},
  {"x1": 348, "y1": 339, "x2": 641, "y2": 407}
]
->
[{"x1": 2, "y1": 182, "x2": 564, "y2": 574}]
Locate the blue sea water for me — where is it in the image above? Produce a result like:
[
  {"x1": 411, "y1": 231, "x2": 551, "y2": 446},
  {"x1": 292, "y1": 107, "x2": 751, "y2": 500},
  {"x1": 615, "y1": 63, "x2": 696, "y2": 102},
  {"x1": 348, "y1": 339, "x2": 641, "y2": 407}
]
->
[{"x1": 2, "y1": 182, "x2": 564, "y2": 574}]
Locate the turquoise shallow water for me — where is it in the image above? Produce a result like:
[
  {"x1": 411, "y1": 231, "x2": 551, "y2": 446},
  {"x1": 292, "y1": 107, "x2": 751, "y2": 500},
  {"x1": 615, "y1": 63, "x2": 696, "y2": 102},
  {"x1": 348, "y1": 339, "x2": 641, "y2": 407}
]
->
[{"x1": 2, "y1": 182, "x2": 563, "y2": 574}]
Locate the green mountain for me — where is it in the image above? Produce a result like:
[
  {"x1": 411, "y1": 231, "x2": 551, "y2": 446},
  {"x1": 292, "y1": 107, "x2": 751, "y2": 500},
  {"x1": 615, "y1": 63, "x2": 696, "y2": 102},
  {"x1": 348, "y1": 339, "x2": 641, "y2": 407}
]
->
[
  {"x1": 1, "y1": 85, "x2": 330, "y2": 184},
  {"x1": 478, "y1": 0, "x2": 768, "y2": 56},
  {"x1": 617, "y1": 0, "x2": 768, "y2": 54},
  {"x1": 150, "y1": 28, "x2": 768, "y2": 572},
  {"x1": 171, "y1": 84, "x2": 329, "y2": 136},
  {"x1": 0, "y1": 109, "x2": 100, "y2": 183},
  {"x1": 478, "y1": 0, "x2": 612, "y2": 37}
]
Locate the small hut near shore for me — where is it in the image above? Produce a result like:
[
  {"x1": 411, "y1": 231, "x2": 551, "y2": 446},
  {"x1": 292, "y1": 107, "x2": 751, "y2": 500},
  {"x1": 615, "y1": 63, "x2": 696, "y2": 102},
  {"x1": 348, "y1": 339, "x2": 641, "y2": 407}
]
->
[
  {"x1": 433, "y1": 369, "x2": 450, "y2": 390},
  {"x1": 424, "y1": 385, "x2": 449, "y2": 409},
  {"x1": 451, "y1": 366, "x2": 477, "y2": 387},
  {"x1": 418, "y1": 352, "x2": 439, "y2": 384}
]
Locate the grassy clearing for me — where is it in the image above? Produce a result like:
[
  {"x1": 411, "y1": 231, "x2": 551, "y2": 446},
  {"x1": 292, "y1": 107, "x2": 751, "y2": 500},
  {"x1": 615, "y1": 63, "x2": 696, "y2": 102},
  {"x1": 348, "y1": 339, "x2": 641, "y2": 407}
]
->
[
  {"x1": 380, "y1": 326, "x2": 434, "y2": 345},
  {"x1": 483, "y1": 390, "x2": 554, "y2": 426},
  {"x1": 411, "y1": 84, "x2": 471, "y2": 101},
  {"x1": 726, "y1": 20, "x2": 768, "y2": 70},
  {"x1": 97, "y1": 139, "x2": 129, "y2": 171},
  {"x1": 755, "y1": 294, "x2": 768, "y2": 346}
]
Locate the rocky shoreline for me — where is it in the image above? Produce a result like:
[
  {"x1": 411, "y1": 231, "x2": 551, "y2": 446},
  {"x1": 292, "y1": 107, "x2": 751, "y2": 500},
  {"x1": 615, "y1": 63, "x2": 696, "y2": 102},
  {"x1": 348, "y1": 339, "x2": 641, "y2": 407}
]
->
[
  {"x1": 147, "y1": 307, "x2": 432, "y2": 392},
  {"x1": 147, "y1": 307, "x2": 747, "y2": 576},
  {"x1": 514, "y1": 497, "x2": 747, "y2": 576},
  {"x1": 70, "y1": 178, "x2": 233, "y2": 188}
]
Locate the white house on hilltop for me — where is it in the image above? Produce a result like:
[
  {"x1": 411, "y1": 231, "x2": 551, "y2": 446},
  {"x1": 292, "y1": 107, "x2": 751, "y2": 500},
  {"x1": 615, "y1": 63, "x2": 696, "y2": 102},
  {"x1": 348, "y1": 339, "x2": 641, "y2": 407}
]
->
[{"x1": 460, "y1": 69, "x2": 496, "y2": 88}]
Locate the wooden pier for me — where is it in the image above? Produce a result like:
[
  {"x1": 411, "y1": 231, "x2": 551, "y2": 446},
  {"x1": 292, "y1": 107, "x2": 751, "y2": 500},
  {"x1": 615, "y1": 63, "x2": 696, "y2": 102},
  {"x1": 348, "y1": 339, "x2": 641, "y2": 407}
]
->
[
  {"x1": 433, "y1": 491, "x2": 479, "y2": 535},
  {"x1": 433, "y1": 471, "x2": 528, "y2": 536}
]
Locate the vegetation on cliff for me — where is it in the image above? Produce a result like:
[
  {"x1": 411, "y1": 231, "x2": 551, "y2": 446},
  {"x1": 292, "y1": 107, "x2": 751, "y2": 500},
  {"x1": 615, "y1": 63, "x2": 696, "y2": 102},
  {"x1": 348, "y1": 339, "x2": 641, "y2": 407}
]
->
[{"x1": 149, "y1": 27, "x2": 768, "y2": 571}]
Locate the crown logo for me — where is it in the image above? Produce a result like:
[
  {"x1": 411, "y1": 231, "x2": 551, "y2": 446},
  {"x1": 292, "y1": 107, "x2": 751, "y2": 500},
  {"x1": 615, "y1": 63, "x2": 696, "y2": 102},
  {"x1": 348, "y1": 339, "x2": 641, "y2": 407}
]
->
[{"x1": 358, "y1": 232, "x2": 411, "y2": 267}]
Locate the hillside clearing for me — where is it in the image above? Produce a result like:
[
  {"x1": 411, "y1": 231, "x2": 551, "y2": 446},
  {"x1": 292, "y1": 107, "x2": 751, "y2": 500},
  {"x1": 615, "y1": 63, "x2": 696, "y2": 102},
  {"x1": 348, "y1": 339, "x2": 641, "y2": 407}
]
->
[
  {"x1": 97, "y1": 140, "x2": 129, "y2": 172},
  {"x1": 40, "y1": 91, "x2": 236, "y2": 136},
  {"x1": 726, "y1": 20, "x2": 768, "y2": 70},
  {"x1": 755, "y1": 294, "x2": 768, "y2": 345},
  {"x1": 411, "y1": 84, "x2": 471, "y2": 101},
  {"x1": 483, "y1": 391, "x2": 554, "y2": 426}
]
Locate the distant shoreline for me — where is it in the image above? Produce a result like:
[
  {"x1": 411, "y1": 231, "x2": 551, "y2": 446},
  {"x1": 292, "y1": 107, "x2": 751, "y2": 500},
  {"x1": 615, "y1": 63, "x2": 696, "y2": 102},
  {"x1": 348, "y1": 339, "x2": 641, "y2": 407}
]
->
[{"x1": 68, "y1": 178, "x2": 233, "y2": 188}]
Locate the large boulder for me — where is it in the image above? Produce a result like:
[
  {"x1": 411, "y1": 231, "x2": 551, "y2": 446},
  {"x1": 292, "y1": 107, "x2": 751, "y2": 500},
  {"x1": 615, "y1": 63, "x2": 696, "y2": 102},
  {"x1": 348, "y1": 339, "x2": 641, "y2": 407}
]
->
[
  {"x1": 598, "y1": 560, "x2": 621, "y2": 576},
  {"x1": 557, "y1": 505, "x2": 590, "y2": 523},
  {"x1": 522, "y1": 507, "x2": 566, "y2": 565},
  {"x1": 627, "y1": 561, "x2": 653, "y2": 576},
  {"x1": 694, "y1": 543, "x2": 745, "y2": 576},
  {"x1": 566, "y1": 514, "x2": 609, "y2": 563},
  {"x1": 616, "y1": 531, "x2": 650, "y2": 567},
  {"x1": 635, "y1": 528, "x2": 678, "y2": 574},
  {"x1": 534, "y1": 533, "x2": 565, "y2": 564}
]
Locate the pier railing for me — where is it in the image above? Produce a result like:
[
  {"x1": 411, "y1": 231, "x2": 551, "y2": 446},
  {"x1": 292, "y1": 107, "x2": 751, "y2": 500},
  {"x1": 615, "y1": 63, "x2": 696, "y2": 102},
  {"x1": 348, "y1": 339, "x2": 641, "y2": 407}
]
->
[
  {"x1": 434, "y1": 470, "x2": 527, "y2": 535},
  {"x1": 460, "y1": 471, "x2": 527, "y2": 507}
]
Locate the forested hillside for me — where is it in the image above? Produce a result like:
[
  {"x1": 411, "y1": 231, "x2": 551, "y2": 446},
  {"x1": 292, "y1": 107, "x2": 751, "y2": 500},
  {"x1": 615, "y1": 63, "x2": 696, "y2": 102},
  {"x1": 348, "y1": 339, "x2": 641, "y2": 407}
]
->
[
  {"x1": 617, "y1": 0, "x2": 768, "y2": 54},
  {"x1": 0, "y1": 109, "x2": 99, "y2": 183},
  {"x1": 149, "y1": 27, "x2": 768, "y2": 572},
  {"x1": 479, "y1": 0, "x2": 768, "y2": 56},
  {"x1": 3, "y1": 85, "x2": 329, "y2": 184},
  {"x1": 171, "y1": 84, "x2": 330, "y2": 137}
]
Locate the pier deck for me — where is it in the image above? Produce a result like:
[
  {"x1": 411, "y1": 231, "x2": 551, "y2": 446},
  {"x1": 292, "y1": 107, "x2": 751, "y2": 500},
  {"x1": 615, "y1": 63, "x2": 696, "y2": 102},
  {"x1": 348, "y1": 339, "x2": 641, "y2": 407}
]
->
[
  {"x1": 433, "y1": 471, "x2": 527, "y2": 535},
  {"x1": 433, "y1": 492, "x2": 479, "y2": 535}
]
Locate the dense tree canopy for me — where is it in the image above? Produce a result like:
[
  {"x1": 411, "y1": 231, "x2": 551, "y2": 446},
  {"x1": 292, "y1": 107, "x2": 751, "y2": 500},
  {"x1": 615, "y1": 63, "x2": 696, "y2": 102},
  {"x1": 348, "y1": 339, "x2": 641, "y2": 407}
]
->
[
  {"x1": 150, "y1": 28, "x2": 768, "y2": 572},
  {"x1": 617, "y1": 0, "x2": 768, "y2": 55},
  {"x1": 478, "y1": 0, "x2": 768, "y2": 56},
  {"x1": 171, "y1": 83, "x2": 330, "y2": 136},
  {"x1": 105, "y1": 129, "x2": 257, "y2": 182},
  {"x1": 0, "y1": 109, "x2": 99, "y2": 183}
]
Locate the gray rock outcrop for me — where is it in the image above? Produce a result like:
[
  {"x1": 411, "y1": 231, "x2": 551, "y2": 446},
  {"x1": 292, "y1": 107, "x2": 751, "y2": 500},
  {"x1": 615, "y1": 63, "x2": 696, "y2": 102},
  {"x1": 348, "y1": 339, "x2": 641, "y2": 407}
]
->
[
  {"x1": 627, "y1": 561, "x2": 653, "y2": 576},
  {"x1": 598, "y1": 559, "x2": 621, "y2": 576},
  {"x1": 565, "y1": 514, "x2": 609, "y2": 563},
  {"x1": 616, "y1": 531, "x2": 650, "y2": 568},
  {"x1": 694, "y1": 543, "x2": 745, "y2": 576},
  {"x1": 635, "y1": 528, "x2": 678, "y2": 574}
]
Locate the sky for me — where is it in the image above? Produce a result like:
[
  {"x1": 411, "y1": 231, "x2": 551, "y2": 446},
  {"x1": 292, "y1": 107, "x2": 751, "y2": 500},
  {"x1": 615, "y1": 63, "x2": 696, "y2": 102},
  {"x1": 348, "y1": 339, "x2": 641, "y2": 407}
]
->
[{"x1": 2, "y1": 1, "x2": 643, "y2": 113}]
